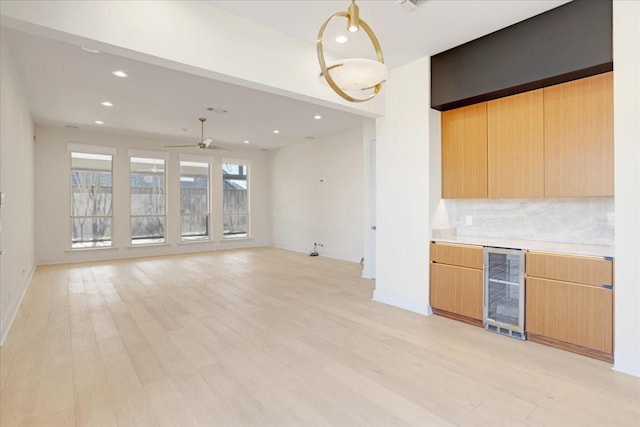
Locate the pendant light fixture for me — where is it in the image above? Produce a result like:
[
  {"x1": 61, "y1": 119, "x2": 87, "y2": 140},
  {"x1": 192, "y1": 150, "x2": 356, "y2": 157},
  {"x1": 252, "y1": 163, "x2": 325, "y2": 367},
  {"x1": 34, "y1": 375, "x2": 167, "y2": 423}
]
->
[{"x1": 317, "y1": 0, "x2": 389, "y2": 103}]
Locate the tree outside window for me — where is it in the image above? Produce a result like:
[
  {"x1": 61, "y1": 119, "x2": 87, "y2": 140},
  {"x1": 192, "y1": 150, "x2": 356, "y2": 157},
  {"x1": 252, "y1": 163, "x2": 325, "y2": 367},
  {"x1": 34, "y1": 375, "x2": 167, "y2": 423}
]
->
[
  {"x1": 130, "y1": 157, "x2": 166, "y2": 245},
  {"x1": 71, "y1": 152, "x2": 113, "y2": 248},
  {"x1": 222, "y1": 162, "x2": 249, "y2": 239},
  {"x1": 180, "y1": 160, "x2": 210, "y2": 241}
]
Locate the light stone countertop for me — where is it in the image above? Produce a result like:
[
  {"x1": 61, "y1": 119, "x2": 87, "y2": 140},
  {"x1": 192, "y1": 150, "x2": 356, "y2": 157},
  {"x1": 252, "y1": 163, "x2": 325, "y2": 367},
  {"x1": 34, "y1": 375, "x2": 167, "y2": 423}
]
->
[{"x1": 430, "y1": 235, "x2": 614, "y2": 258}]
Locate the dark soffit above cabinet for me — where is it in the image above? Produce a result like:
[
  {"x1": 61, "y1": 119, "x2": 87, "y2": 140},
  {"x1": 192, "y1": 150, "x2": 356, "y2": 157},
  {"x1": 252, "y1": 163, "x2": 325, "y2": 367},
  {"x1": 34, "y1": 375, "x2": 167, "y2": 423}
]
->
[{"x1": 431, "y1": 0, "x2": 613, "y2": 112}]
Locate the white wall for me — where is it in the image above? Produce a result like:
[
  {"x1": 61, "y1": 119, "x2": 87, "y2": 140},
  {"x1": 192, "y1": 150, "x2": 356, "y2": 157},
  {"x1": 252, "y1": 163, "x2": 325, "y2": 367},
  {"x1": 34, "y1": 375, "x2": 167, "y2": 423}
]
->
[
  {"x1": 34, "y1": 125, "x2": 271, "y2": 264},
  {"x1": 362, "y1": 118, "x2": 377, "y2": 279},
  {"x1": 613, "y1": 0, "x2": 640, "y2": 377},
  {"x1": 0, "y1": 30, "x2": 35, "y2": 344},
  {"x1": 271, "y1": 127, "x2": 364, "y2": 262},
  {"x1": 374, "y1": 57, "x2": 431, "y2": 315}
]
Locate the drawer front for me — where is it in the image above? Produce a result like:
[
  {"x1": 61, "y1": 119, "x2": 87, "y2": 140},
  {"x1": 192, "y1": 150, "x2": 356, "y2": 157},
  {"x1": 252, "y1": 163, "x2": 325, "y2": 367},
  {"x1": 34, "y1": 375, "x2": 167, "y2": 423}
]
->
[
  {"x1": 430, "y1": 263, "x2": 483, "y2": 320},
  {"x1": 526, "y1": 277, "x2": 613, "y2": 354},
  {"x1": 430, "y1": 242, "x2": 483, "y2": 269},
  {"x1": 526, "y1": 251, "x2": 612, "y2": 286}
]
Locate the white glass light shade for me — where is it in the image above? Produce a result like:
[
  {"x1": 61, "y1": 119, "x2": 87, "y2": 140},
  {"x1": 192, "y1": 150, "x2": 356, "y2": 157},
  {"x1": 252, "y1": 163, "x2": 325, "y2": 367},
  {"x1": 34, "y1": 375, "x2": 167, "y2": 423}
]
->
[{"x1": 321, "y1": 58, "x2": 389, "y2": 91}]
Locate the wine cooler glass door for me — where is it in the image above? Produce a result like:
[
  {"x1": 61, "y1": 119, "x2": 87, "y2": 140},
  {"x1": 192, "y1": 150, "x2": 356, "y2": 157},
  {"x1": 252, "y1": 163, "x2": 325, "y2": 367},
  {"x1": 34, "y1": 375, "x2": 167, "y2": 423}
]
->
[{"x1": 484, "y1": 248, "x2": 525, "y2": 339}]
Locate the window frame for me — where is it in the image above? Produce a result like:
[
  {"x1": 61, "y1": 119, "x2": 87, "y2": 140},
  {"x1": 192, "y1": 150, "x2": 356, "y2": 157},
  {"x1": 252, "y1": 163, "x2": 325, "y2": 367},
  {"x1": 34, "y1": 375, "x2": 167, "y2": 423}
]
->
[
  {"x1": 69, "y1": 152, "x2": 114, "y2": 249},
  {"x1": 222, "y1": 159, "x2": 251, "y2": 240},
  {"x1": 129, "y1": 150, "x2": 169, "y2": 246},
  {"x1": 67, "y1": 143, "x2": 117, "y2": 250},
  {"x1": 179, "y1": 156, "x2": 212, "y2": 242}
]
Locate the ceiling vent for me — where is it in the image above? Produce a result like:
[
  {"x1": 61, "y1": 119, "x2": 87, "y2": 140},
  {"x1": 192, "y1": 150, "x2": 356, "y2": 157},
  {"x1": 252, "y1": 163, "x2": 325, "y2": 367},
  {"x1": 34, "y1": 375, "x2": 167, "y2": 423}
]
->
[{"x1": 396, "y1": 0, "x2": 427, "y2": 12}]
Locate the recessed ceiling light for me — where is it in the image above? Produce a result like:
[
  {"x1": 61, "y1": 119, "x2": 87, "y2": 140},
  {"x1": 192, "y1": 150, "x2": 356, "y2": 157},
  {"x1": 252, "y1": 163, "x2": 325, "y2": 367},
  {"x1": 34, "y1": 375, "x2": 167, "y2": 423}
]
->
[
  {"x1": 94, "y1": 120, "x2": 104, "y2": 125},
  {"x1": 81, "y1": 46, "x2": 100, "y2": 53},
  {"x1": 335, "y1": 35, "x2": 349, "y2": 44},
  {"x1": 243, "y1": 140, "x2": 250, "y2": 144},
  {"x1": 273, "y1": 130, "x2": 280, "y2": 134},
  {"x1": 314, "y1": 115, "x2": 322, "y2": 120},
  {"x1": 101, "y1": 101, "x2": 113, "y2": 107},
  {"x1": 112, "y1": 70, "x2": 128, "y2": 78}
]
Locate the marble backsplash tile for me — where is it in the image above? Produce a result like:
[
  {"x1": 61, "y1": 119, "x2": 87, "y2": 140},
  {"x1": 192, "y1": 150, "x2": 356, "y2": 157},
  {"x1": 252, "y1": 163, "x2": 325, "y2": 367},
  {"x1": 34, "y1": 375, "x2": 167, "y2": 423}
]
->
[{"x1": 439, "y1": 198, "x2": 614, "y2": 246}]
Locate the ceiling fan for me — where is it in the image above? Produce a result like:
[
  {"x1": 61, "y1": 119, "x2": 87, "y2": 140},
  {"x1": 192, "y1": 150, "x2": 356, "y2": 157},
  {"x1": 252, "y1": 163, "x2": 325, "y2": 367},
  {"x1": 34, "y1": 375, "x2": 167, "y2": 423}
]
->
[{"x1": 164, "y1": 118, "x2": 230, "y2": 150}]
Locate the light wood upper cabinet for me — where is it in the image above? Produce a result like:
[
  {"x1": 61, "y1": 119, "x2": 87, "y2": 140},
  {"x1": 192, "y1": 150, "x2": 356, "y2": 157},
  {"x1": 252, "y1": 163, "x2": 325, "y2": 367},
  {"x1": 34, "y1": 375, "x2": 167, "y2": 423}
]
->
[
  {"x1": 544, "y1": 72, "x2": 614, "y2": 197},
  {"x1": 487, "y1": 89, "x2": 544, "y2": 198},
  {"x1": 440, "y1": 73, "x2": 613, "y2": 199},
  {"x1": 441, "y1": 103, "x2": 488, "y2": 198}
]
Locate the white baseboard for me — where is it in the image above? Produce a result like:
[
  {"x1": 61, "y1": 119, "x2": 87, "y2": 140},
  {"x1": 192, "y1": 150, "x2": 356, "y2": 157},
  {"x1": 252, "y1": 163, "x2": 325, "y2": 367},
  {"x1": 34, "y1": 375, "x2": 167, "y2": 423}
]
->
[
  {"x1": 613, "y1": 352, "x2": 640, "y2": 378},
  {"x1": 372, "y1": 289, "x2": 432, "y2": 316},
  {"x1": 0, "y1": 264, "x2": 35, "y2": 346},
  {"x1": 271, "y1": 243, "x2": 361, "y2": 264}
]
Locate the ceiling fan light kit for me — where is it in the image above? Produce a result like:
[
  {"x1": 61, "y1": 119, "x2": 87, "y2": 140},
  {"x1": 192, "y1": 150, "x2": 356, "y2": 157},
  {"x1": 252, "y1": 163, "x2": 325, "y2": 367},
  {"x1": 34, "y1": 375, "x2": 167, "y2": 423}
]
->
[{"x1": 317, "y1": 0, "x2": 388, "y2": 103}]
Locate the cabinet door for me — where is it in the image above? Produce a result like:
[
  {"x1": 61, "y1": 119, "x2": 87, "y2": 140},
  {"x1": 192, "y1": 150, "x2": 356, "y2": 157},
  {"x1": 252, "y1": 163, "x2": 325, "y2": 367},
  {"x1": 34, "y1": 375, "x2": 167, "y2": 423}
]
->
[
  {"x1": 526, "y1": 277, "x2": 613, "y2": 354},
  {"x1": 526, "y1": 251, "x2": 612, "y2": 286},
  {"x1": 544, "y1": 72, "x2": 613, "y2": 197},
  {"x1": 430, "y1": 263, "x2": 483, "y2": 320},
  {"x1": 487, "y1": 89, "x2": 544, "y2": 198},
  {"x1": 430, "y1": 242, "x2": 483, "y2": 269},
  {"x1": 441, "y1": 103, "x2": 488, "y2": 198}
]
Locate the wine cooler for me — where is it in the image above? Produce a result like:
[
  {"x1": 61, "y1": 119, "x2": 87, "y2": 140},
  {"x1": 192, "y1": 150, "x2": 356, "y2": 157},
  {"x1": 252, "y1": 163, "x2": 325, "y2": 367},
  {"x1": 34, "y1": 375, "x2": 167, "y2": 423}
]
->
[{"x1": 483, "y1": 247, "x2": 526, "y2": 340}]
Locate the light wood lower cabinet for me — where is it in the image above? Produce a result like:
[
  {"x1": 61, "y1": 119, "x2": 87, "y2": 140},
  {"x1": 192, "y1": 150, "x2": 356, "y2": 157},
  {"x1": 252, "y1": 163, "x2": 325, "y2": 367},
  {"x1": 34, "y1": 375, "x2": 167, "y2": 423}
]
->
[
  {"x1": 525, "y1": 251, "x2": 614, "y2": 362},
  {"x1": 430, "y1": 241, "x2": 483, "y2": 269},
  {"x1": 431, "y1": 263, "x2": 483, "y2": 321},
  {"x1": 430, "y1": 242, "x2": 483, "y2": 326}
]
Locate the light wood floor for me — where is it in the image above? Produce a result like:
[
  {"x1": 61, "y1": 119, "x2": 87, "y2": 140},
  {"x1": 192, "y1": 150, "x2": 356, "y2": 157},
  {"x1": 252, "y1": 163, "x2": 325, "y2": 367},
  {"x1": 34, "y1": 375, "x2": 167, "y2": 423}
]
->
[{"x1": 1, "y1": 247, "x2": 638, "y2": 426}]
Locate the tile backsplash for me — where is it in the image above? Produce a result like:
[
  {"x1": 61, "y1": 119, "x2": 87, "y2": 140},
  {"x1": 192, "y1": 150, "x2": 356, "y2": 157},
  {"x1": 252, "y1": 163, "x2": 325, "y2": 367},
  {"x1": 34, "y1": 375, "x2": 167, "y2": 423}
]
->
[{"x1": 433, "y1": 197, "x2": 614, "y2": 246}]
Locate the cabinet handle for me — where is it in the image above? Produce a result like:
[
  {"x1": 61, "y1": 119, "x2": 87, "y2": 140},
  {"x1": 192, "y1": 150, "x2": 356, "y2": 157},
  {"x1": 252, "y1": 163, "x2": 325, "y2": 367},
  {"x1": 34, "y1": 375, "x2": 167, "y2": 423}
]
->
[{"x1": 602, "y1": 284, "x2": 613, "y2": 289}]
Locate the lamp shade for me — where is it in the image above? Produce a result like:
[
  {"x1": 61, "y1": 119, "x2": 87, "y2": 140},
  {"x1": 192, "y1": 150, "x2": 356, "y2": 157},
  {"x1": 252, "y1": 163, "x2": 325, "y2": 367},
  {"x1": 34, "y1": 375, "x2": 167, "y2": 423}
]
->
[{"x1": 321, "y1": 58, "x2": 389, "y2": 91}]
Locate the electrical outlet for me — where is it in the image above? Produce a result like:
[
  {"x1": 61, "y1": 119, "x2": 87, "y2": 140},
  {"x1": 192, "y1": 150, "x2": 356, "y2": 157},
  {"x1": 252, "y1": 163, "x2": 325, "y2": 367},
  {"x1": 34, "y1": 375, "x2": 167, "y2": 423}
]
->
[{"x1": 465, "y1": 215, "x2": 473, "y2": 226}]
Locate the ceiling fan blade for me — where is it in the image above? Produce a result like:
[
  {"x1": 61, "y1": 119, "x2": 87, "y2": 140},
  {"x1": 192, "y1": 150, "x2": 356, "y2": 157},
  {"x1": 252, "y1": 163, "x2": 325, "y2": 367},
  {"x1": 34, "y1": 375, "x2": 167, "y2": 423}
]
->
[
  {"x1": 164, "y1": 144, "x2": 195, "y2": 148},
  {"x1": 207, "y1": 145, "x2": 231, "y2": 151}
]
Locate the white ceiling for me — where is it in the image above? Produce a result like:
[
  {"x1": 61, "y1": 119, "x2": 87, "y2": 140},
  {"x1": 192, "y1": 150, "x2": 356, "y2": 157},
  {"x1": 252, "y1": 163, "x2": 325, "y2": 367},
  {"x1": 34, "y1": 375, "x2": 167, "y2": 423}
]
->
[
  {"x1": 1, "y1": 0, "x2": 569, "y2": 150},
  {"x1": 211, "y1": 1, "x2": 570, "y2": 69}
]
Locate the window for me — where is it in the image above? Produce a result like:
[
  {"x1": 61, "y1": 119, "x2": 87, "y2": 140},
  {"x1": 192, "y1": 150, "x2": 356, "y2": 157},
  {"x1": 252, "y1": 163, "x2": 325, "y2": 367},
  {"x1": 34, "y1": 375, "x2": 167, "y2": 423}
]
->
[
  {"x1": 222, "y1": 162, "x2": 249, "y2": 239},
  {"x1": 130, "y1": 157, "x2": 166, "y2": 245},
  {"x1": 180, "y1": 160, "x2": 210, "y2": 241},
  {"x1": 71, "y1": 152, "x2": 113, "y2": 248}
]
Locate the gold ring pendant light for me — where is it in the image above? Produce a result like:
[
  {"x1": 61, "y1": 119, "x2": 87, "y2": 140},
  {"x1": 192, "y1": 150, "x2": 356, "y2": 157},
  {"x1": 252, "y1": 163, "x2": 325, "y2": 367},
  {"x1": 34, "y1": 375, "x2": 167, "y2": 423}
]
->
[{"x1": 317, "y1": 0, "x2": 387, "y2": 103}]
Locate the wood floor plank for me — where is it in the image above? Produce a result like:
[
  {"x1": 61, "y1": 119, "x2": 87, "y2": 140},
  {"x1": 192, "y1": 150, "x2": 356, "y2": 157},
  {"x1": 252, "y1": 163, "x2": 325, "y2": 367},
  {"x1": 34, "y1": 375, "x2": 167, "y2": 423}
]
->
[
  {"x1": 323, "y1": 362, "x2": 455, "y2": 426},
  {"x1": 143, "y1": 379, "x2": 200, "y2": 427},
  {"x1": 171, "y1": 371, "x2": 238, "y2": 426},
  {"x1": 1, "y1": 247, "x2": 638, "y2": 426}
]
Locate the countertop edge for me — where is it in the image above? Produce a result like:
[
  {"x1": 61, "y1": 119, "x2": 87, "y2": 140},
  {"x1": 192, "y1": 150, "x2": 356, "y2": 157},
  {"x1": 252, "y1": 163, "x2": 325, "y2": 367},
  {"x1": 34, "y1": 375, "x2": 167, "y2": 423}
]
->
[{"x1": 430, "y1": 236, "x2": 614, "y2": 258}]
